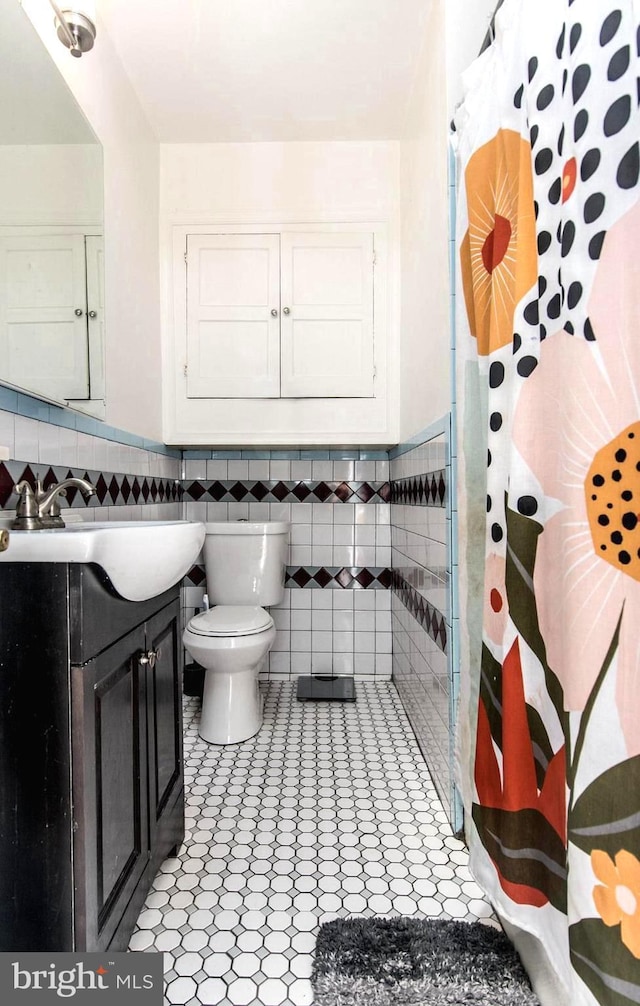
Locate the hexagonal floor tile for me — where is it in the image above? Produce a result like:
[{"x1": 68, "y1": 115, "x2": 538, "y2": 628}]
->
[{"x1": 128, "y1": 682, "x2": 495, "y2": 1003}]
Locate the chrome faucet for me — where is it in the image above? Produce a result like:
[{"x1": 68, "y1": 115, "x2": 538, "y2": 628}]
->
[{"x1": 12, "y1": 477, "x2": 96, "y2": 530}]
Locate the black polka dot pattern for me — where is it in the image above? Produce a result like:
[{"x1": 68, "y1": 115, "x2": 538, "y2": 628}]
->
[
  {"x1": 517, "y1": 496, "x2": 539, "y2": 517},
  {"x1": 604, "y1": 95, "x2": 631, "y2": 136},
  {"x1": 608, "y1": 45, "x2": 630, "y2": 80},
  {"x1": 504, "y1": 1, "x2": 639, "y2": 361},
  {"x1": 517, "y1": 356, "x2": 538, "y2": 378},
  {"x1": 584, "y1": 192, "x2": 605, "y2": 222},
  {"x1": 600, "y1": 10, "x2": 622, "y2": 46},
  {"x1": 489, "y1": 362, "x2": 505, "y2": 388},
  {"x1": 581, "y1": 148, "x2": 601, "y2": 180},
  {"x1": 617, "y1": 142, "x2": 639, "y2": 188},
  {"x1": 572, "y1": 65, "x2": 591, "y2": 103}
]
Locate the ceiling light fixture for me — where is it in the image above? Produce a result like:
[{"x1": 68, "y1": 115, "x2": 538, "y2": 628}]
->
[{"x1": 49, "y1": 0, "x2": 96, "y2": 57}]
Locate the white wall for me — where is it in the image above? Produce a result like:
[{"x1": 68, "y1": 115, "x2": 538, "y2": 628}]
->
[
  {"x1": 0, "y1": 145, "x2": 102, "y2": 225},
  {"x1": 21, "y1": 0, "x2": 162, "y2": 441},
  {"x1": 160, "y1": 140, "x2": 401, "y2": 445},
  {"x1": 399, "y1": 0, "x2": 449, "y2": 440},
  {"x1": 162, "y1": 141, "x2": 400, "y2": 222},
  {"x1": 446, "y1": 0, "x2": 498, "y2": 113}
]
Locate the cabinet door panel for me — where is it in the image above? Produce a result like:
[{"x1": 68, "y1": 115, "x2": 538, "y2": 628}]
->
[
  {"x1": 0, "y1": 234, "x2": 89, "y2": 400},
  {"x1": 280, "y1": 232, "x2": 374, "y2": 398},
  {"x1": 187, "y1": 234, "x2": 280, "y2": 397},
  {"x1": 146, "y1": 601, "x2": 183, "y2": 829},
  {"x1": 72, "y1": 626, "x2": 148, "y2": 950}
]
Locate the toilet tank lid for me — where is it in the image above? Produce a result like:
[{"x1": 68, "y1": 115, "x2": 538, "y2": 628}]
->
[
  {"x1": 204, "y1": 520, "x2": 290, "y2": 535},
  {"x1": 189, "y1": 605, "x2": 273, "y2": 636}
]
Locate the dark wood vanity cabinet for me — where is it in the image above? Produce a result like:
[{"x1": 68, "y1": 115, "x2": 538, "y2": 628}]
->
[{"x1": 0, "y1": 563, "x2": 184, "y2": 951}]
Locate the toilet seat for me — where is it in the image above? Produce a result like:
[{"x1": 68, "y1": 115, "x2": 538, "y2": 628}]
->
[{"x1": 188, "y1": 605, "x2": 273, "y2": 638}]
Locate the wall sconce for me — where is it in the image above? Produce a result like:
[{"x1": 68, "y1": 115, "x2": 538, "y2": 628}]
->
[{"x1": 48, "y1": 0, "x2": 96, "y2": 57}]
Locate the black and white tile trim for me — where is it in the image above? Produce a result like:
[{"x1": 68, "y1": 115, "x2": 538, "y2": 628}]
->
[
  {"x1": 391, "y1": 570, "x2": 448, "y2": 653},
  {"x1": 286, "y1": 566, "x2": 391, "y2": 589},
  {"x1": 390, "y1": 471, "x2": 447, "y2": 507},
  {"x1": 0, "y1": 461, "x2": 180, "y2": 509},
  {"x1": 182, "y1": 481, "x2": 390, "y2": 505},
  {"x1": 185, "y1": 566, "x2": 391, "y2": 590}
]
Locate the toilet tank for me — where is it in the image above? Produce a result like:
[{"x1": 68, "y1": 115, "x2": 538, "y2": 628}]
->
[{"x1": 203, "y1": 521, "x2": 290, "y2": 606}]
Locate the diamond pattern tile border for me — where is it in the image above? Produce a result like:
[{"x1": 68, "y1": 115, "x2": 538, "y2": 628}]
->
[
  {"x1": 182, "y1": 480, "x2": 390, "y2": 505},
  {"x1": 391, "y1": 570, "x2": 448, "y2": 653},
  {"x1": 0, "y1": 461, "x2": 180, "y2": 510},
  {"x1": 390, "y1": 471, "x2": 447, "y2": 507},
  {"x1": 186, "y1": 565, "x2": 392, "y2": 589}
]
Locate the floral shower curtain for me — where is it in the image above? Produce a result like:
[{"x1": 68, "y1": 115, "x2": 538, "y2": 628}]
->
[{"x1": 454, "y1": 1, "x2": 640, "y2": 1003}]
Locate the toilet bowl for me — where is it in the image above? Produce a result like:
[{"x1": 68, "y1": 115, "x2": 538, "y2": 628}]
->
[
  {"x1": 183, "y1": 521, "x2": 289, "y2": 744},
  {"x1": 183, "y1": 606, "x2": 275, "y2": 744}
]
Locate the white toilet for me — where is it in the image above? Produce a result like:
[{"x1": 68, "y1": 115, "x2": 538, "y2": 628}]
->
[{"x1": 183, "y1": 520, "x2": 290, "y2": 744}]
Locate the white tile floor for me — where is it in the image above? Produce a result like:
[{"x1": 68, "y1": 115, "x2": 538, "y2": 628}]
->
[{"x1": 129, "y1": 681, "x2": 494, "y2": 1005}]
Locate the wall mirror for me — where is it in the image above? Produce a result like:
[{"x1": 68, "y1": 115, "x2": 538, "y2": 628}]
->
[{"x1": 0, "y1": 1, "x2": 105, "y2": 417}]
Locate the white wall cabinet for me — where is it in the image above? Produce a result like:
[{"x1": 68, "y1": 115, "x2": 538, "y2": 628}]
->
[
  {"x1": 185, "y1": 230, "x2": 374, "y2": 399},
  {"x1": 165, "y1": 222, "x2": 395, "y2": 446},
  {"x1": 0, "y1": 231, "x2": 104, "y2": 405}
]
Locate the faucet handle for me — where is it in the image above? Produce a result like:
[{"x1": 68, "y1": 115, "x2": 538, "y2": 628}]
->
[
  {"x1": 14, "y1": 481, "x2": 37, "y2": 515},
  {"x1": 12, "y1": 482, "x2": 42, "y2": 530}
]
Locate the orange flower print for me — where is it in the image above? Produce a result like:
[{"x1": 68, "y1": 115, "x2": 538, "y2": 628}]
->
[
  {"x1": 592, "y1": 850, "x2": 640, "y2": 958},
  {"x1": 460, "y1": 129, "x2": 538, "y2": 356}
]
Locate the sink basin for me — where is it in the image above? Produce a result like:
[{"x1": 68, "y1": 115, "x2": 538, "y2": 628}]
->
[{"x1": 0, "y1": 520, "x2": 206, "y2": 602}]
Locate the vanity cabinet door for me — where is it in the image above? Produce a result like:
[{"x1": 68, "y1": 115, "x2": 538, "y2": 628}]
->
[
  {"x1": 71, "y1": 624, "x2": 149, "y2": 952},
  {"x1": 145, "y1": 599, "x2": 184, "y2": 867}
]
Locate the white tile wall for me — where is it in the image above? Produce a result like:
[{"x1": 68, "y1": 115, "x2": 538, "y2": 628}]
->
[
  {"x1": 181, "y1": 455, "x2": 392, "y2": 682},
  {"x1": 1, "y1": 409, "x2": 181, "y2": 513},
  {"x1": 267, "y1": 588, "x2": 392, "y2": 680},
  {"x1": 390, "y1": 431, "x2": 455, "y2": 823}
]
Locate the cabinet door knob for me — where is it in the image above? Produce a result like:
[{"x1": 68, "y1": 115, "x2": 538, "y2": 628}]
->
[
  {"x1": 88, "y1": 310, "x2": 97, "y2": 319},
  {"x1": 139, "y1": 649, "x2": 158, "y2": 668},
  {"x1": 74, "y1": 308, "x2": 84, "y2": 317},
  {"x1": 270, "y1": 308, "x2": 278, "y2": 317},
  {"x1": 283, "y1": 306, "x2": 291, "y2": 315}
]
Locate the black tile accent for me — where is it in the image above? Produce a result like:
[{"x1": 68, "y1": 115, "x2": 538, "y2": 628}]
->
[
  {"x1": 0, "y1": 464, "x2": 15, "y2": 507},
  {"x1": 0, "y1": 461, "x2": 181, "y2": 511},
  {"x1": 185, "y1": 566, "x2": 206, "y2": 587},
  {"x1": 186, "y1": 564, "x2": 391, "y2": 589},
  {"x1": 390, "y1": 471, "x2": 447, "y2": 507},
  {"x1": 286, "y1": 566, "x2": 391, "y2": 589},
  {"x1": 181, "y1": 480, "x2": 390, "y2": 504},
  {"x1": 391, "y1": 569, "x2": 448, "y2": 653},
  {"x1": 95, "y1": 473, "x2": 108, "y2": 504}
]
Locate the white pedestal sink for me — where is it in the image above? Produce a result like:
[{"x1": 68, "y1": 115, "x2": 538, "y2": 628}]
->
[{"x1": 0, "y1": 520, "x2": 205, "y2": 601}]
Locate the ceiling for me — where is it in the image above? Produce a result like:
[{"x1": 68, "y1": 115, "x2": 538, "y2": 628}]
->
[{"x1": 97, "y1": 0, "x2": 433, "y2": 143}]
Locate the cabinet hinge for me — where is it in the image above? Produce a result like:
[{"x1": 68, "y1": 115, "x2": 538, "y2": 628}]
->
[
  {"x1": 373, "y1": 251, "x2": 377, "y2": 267},
  {"x1": 183, "y1": 363, "x2": 188, "y2": 377},
  {"x1": 184, "y1": 251, "x2": 187, "y2": 264}
]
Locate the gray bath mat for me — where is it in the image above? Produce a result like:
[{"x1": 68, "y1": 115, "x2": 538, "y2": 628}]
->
[{"x1": 312, "y1": 917, "x2": 540, "y2": 1005}]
